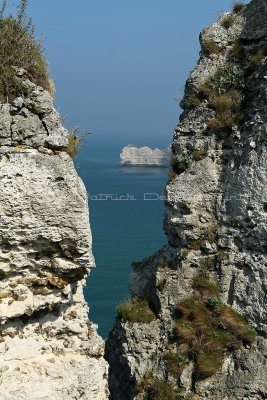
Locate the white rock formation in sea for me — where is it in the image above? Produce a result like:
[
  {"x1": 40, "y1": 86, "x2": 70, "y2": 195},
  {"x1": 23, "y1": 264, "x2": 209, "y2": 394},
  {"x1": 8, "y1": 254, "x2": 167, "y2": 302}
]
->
[
  {"x1": 0, "y1": 69, "x2": 109, "y2": 399},
  {"x1": 120, "y1": 144, "x2": 171, "y2": 166},
  {"x1": 106, "y1": 1, "x2": 267, "y2": 399}
]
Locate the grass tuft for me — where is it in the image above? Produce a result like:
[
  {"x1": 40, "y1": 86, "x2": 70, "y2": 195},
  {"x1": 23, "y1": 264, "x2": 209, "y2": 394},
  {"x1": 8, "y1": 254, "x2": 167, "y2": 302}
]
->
[
  {"x1": 202, "y1": 39, "x2": 222, "y2": 56},
  {"x1": 229, "y1": 42, "x2": 244, "y2": 61},
  {"x1": 164, "y1": 352, "x2": 189, "y2": 376},
  {"x1": 196, "y1": 351, "x2": 223, "y2": 379},
  {"x1": 117, "y1": 297, "x2": 156, "y2": 323},
  {"x1": 232, "y1": 2, "x2": 245, "y2": 13},
  {"x1": 192, "y1": 272, "x2": 220, "y2": 297},
  {"x1": 0, "y1": 1, "x2": 51, "y2": 100},
  {"x1": 171, "y1": 272, "x2": 256, "y2": 380},
  {"x1": 64, "y1": 126, "x2": 91, "y2": 159},
  {"x1": 221, "y1": 13, "x2": 235, "y2": 29}
]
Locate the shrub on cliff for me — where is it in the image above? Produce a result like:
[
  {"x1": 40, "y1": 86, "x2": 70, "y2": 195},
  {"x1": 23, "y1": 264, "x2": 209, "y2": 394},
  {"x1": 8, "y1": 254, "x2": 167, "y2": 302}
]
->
[
  {"x1": 232, "y1": 2, "x2": 245, "y2": 13},
  {"x1": 0, "y1": 0, "x2": 51, "y2": 101}
]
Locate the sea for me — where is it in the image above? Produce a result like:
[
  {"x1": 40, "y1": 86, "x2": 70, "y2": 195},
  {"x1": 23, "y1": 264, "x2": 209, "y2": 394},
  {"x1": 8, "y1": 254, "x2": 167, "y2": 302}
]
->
[{"x1": 75, "y1": 137, "x2": 168, "y2": 338}]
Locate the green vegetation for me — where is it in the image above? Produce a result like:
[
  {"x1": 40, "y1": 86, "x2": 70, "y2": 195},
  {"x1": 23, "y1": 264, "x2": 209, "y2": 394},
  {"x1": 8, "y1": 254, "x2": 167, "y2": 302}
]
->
[
  {"x1": 193, "y1": 64, "x2": 245, "y2": 135},
  {"x1": 210, "y1": 64, "x2": 245, "y2": 94},
  {"x1": 65, "y1": 132, "x2": 79, "y2": 160},
  {"x1": 192, "y1": 270, "x2": 220, "y2": 297},
  {"x1": 221, "y1": 13, "x2": 235, "y2": 29},
  {"x1": 171, "y1": 272, "x2": 256, "y2": 380},
  {"x1": 202, "y1": 39, "x2": 222, "y2": 56},
  {"x1": 171, "y1": 154, "x2": 192, "y2": 175},
  {"x1": 117, "y1": 297, "x2": 156, "y2": 323},
  {"x1": 169, "y1": 149, "x2": 208, "y2": 180},
  {"x1": 65, "y1": 126, "x2": 91, "y2": 159},
  {"x1": 138, "y1": 378, "x2": 183, "y2": 400},
  {"x1": 0, "y1": 0, "x2": 51, "y2": 102},
  {"x1": 232, "y1": 2, "x2": 245, "y2": 13},
  {"x1": 164, "y1": 352, "x2": 189, "y2": 376}
]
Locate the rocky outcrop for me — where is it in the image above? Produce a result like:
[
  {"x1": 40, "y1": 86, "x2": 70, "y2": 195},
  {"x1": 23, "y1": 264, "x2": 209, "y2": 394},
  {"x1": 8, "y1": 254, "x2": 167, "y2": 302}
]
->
[
  {"x1": 106, "y1": 1, "x2": 267, "y2": 399},
  {"x1": 120, "y1": 144, "x2": 171, "y2": 167},
  {"x1": 0, "y1": 69, "x2": 109, "y2": 399}
]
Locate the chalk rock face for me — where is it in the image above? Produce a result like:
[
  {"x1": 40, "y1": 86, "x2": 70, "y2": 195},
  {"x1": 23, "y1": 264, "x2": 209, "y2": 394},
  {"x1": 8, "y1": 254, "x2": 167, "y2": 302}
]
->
[
  {"x1": 120, "y1": 144, "x2": 171, "y2": 166},
  {"x1": 106, "y1": 1, "x2": 267, "y2": 399},
  {"x1": 0, "y1": 70, "x2": 109, "y2": 399}
]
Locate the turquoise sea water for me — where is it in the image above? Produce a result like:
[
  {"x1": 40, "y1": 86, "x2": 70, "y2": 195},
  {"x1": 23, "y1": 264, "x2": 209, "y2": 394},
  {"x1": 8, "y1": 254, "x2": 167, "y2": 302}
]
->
[{"x1": 76, "y1": 139, "x2": 168, "y2": 338}]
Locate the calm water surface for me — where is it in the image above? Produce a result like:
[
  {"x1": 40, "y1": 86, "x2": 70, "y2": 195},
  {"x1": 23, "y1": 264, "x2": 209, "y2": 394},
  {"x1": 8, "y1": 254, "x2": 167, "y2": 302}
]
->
[{"x1": 76, "y1": 139, "x2": 167, "y2": 338}]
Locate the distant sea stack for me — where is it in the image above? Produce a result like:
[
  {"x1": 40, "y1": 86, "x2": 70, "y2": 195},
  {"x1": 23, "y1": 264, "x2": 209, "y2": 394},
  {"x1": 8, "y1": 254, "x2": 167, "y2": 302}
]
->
[{"x1": 120, "y1": 144, "x2": 171, "y2": 167}]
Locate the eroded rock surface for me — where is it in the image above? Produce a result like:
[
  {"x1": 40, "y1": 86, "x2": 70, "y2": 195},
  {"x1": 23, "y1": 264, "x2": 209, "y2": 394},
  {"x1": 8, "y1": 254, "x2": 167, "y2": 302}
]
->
[
  {"x1": 106, "y1": 1, "x2": 267, "y2": 399},
  {"x1": 0, "y1": 70, "x2": 109, "y2": 399}
]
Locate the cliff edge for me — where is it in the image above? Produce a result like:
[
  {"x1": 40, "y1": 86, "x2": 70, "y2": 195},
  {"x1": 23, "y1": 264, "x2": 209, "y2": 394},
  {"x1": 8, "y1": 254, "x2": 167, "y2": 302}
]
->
[
  {"x1": 106, "y1": 1, "x2": 267, "y2": 399},
  {"x1": 0, "y1": 69, "x2": 109, "y2": 399}
]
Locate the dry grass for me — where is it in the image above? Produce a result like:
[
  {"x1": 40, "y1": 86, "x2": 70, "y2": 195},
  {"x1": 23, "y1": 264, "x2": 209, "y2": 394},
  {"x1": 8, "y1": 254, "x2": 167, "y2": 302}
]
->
[
  {"x1": 202, "y1": 39, "x2": 222, "y2": 56},
  {"x1": 219, "y1": 306, "x2": 256, "y2": 345},
  {"x1": 164, "y1": 352, "x2": 189, "y2": 377},
  {"x1": 197, "y1": 80, "x2": 214, "y2": 99},
  {"x1": 248, "y1": 48, "x2": 267, "y2": 73},
  {"x1": 210, "y1": 90, "x2": 243, "y2": 112},
  {"x1": 229, "y1": 41, "x2": 244, "y2": 61},
  {"x1": 65, "y1": 127, "x2": 91, "y2": 159},
  {"x1": 193, "y1": 149, "x2": 208, "y2": 161},
  {"x1": 117, "y1": 297, "x2": 156, "y2": 323},
  {"x1": 207, "y1": 112, "x2": 243, "y2": 133},
  {"x1": 171, "y1": 272, "x2": 256, "y2": 380},
  {"x1": 221, "y1": 14, "x2": 235, "y2": 29},
  {"x1": 192, "y1": 272, "x2": 220, "y2": 298},
  {"x1": 188, "y1": 94, "x2": 202, "y2": 108},
  {"x1": 65, "y1": 132, "x2": 78, "y2": 159},
  {"x1": 196, "y1": 351, "x2": 223, "y2": 379},
  {"x1": 207, "y1": 89, "x2": 244, "y2": 133}
]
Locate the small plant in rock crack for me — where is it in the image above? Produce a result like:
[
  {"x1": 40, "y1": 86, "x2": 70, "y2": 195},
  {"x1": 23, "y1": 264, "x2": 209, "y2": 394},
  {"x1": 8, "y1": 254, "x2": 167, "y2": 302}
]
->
[
  {"x1": 171, "y1": 154, "x2": 192, "y2": 175},
  {"x1": 210, "y1": 64, "x2": 245, "y2": 94},
  {"x1": 221, "y1": 13, "x2": 235, "y2": 29},
  {"x1": 65, "y1": 126, "x2": 92, "y2": 159}
]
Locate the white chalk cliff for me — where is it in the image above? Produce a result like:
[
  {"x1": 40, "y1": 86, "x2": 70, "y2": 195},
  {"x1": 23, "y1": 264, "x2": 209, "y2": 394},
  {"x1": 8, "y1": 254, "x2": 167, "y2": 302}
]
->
[
  {"x1": 106, "y1": 1, "x2": 267, "y2": 399},
  {"x1": 0, "y1": 69, "x2": 109, "y2": 399},
  {"x1": 120, "y1": 144, "x2": 171, "y2": 167}
]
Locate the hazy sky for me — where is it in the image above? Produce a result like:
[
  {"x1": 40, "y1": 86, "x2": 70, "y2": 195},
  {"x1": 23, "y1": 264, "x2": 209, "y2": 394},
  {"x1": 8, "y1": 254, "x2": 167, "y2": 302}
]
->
[{"x1": 9, "y1": 1, "x2": 249, "y2": 147}]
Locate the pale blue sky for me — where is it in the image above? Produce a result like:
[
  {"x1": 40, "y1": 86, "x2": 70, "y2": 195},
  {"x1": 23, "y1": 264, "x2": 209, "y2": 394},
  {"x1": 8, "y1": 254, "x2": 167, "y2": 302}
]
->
[{"x1": 8, "y1": 1, "x2": 249, "y2": 147}]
